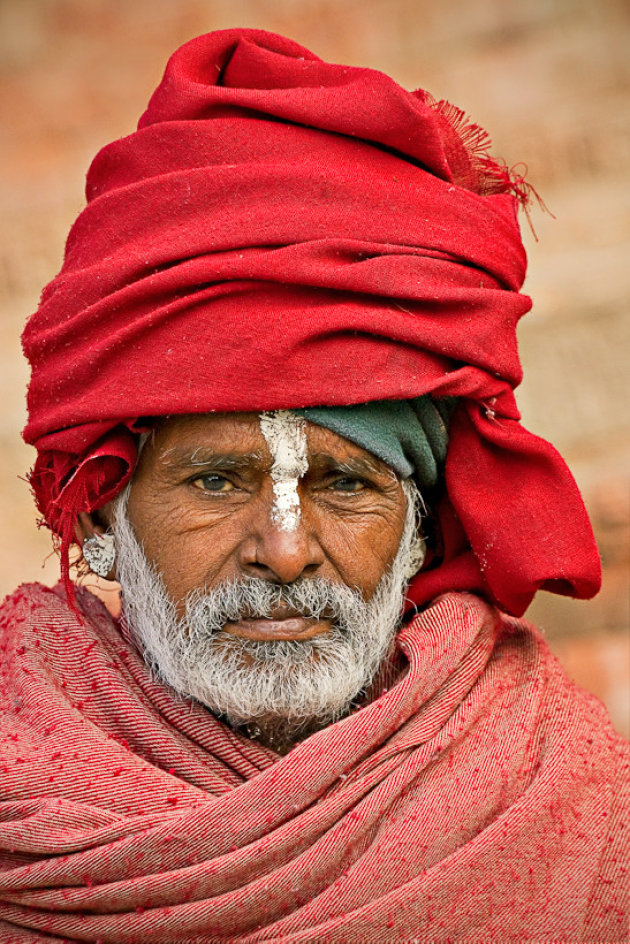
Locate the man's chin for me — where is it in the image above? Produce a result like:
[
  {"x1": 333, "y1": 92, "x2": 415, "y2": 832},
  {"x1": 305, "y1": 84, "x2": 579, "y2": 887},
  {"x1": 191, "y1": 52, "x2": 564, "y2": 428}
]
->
[{"x1": 178, "y1": 645, "x2": 363, "y2": 728}]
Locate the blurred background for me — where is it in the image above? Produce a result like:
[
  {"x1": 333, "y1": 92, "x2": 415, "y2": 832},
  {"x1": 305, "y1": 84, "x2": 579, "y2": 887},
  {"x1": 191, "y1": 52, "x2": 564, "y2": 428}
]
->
[{"x1": 0, "y1": 0, "x2": 628, "y2": 735}]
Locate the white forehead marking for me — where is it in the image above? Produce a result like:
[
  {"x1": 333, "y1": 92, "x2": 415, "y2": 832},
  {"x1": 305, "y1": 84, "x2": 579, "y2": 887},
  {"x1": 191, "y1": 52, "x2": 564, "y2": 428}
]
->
[{"x1": 259, "y1": 411, "x2": 308, "y2": 532}]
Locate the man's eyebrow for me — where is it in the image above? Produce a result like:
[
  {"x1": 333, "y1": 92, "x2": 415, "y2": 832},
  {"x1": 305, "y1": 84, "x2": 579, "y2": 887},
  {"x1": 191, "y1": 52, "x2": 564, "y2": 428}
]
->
[
  {"x1": 158, "y1": 448, "x2": 397, "y2": 479},
  {"x1": 308, "y1": 452, "x2": 397, "y2": 479},
  {"x1": 158, "y1": 447, "x2": 263, "y2": 473}
]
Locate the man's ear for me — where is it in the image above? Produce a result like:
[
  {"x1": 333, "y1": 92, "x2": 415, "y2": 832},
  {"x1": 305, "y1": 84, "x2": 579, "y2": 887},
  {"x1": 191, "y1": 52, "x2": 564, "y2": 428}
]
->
[
  {"x1": 75, "y1": 510, "x2": 110, "y2": 544},
  {"x1": 75, "y1": 511, "x2": 121, "y2": 615}
]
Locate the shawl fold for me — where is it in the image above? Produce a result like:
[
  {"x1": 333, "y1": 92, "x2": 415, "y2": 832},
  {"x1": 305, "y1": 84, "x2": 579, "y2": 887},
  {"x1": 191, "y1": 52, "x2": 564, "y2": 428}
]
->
[
  {"x1": 0, "y1": 583, "x2": 627, "y2": 942},
  {"x1": 21, "y1": 29, "x2": 600, "y2": 616}
]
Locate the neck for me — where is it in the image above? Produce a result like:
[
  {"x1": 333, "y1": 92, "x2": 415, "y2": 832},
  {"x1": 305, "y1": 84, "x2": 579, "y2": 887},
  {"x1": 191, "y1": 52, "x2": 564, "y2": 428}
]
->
[{"x1": 237, "y1": 639, "x2": 405, "y2": 755}]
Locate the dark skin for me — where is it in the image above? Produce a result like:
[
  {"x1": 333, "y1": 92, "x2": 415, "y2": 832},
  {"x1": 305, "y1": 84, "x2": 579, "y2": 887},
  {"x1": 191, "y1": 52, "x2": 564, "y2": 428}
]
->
[{"x1": 82, "y1": 412, "x2": 408, "y2": 643}]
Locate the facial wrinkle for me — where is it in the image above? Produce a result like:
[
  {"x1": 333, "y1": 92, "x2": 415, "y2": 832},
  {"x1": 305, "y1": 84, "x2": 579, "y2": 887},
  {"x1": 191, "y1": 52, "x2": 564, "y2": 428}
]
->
[{"x1": 259, "y1": 411, "x2": 308, "y2": 532}]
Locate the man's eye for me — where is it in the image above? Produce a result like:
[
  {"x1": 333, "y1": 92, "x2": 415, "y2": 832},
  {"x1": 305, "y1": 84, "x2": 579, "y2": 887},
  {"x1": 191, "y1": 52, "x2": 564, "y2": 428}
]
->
[
  {"x1": 329, "y1": 477, "x2": 365, "y2": 493},
  {"x1": 191, "y1": 474, "x2": 235, "y2": 493}
]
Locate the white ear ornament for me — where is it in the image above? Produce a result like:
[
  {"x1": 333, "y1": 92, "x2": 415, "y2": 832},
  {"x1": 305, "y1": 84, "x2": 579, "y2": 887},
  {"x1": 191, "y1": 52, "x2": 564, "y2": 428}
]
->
[{"x1": 82, "y1": 532, "x2": 116, "y2": 578}]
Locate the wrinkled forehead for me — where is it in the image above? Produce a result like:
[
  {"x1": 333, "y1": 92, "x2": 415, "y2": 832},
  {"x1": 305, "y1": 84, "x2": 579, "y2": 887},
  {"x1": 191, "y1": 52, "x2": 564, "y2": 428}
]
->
[{"x1": 138, "y1": 411, "x2": 397, "y2": 478}]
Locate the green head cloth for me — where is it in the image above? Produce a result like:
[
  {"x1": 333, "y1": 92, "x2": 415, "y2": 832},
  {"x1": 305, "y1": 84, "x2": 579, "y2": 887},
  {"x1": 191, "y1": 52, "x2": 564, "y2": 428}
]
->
[{"x1": 298, "y1": 397, "x2": 455, "y2": 488}]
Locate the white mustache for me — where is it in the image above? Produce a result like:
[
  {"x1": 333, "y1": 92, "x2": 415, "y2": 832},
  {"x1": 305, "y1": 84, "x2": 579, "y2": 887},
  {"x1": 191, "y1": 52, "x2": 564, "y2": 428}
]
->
[{"x1": 184, "y1": 576, "x2": 364, "y2": 637}]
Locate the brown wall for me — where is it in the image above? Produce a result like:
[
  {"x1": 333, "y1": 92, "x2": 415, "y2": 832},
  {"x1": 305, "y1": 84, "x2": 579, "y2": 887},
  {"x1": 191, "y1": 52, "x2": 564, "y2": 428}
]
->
[{"x1": 1, "y1": 0, "x2": 628, "y2": 734}]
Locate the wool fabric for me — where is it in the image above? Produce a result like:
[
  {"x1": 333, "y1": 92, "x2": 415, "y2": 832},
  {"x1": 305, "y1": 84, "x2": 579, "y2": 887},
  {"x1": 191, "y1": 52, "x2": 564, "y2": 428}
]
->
[
  {"x1": 299, "y1": 396, "x2": 454, "y2": 484},
  {"x1": 21, "y1": 28, "x2": 601, "y2": 615},
  {"x1": 0, "y1": 583, "x2": 627, "y2": 942}
]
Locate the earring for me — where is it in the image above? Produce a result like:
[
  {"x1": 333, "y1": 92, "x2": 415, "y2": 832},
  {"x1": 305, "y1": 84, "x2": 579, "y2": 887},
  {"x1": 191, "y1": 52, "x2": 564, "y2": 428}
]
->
[{"x1": 82, "y1": 532, "x2": 116, "y2": 578}]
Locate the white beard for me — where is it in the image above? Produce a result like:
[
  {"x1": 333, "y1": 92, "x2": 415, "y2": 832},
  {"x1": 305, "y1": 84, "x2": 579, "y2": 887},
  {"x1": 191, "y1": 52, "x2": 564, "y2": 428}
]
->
[{"x1": 111, "y1": 479, "x2": 423, "y2": 746}]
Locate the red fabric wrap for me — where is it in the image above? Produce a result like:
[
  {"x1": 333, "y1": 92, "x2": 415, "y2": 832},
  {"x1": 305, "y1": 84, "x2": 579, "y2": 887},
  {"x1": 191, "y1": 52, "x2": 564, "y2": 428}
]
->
[
  {"x1": 0, "y1": 584, "x2": 627, "y2": 942},
  {"x1": 21, "y1": 28, "x2": 600, "y2": 615}
]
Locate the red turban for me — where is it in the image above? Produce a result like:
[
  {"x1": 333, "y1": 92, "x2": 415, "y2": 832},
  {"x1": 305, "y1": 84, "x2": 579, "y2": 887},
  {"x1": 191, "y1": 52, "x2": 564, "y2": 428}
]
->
[{"x1": 22, "y1": 28, "x2": 600, "y2": 615}]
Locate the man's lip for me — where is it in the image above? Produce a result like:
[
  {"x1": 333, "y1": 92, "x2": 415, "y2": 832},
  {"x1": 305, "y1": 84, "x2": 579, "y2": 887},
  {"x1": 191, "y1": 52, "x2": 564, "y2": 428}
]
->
[{"x1": 224, "y1": 616, "x2": 332, "y2": 641}]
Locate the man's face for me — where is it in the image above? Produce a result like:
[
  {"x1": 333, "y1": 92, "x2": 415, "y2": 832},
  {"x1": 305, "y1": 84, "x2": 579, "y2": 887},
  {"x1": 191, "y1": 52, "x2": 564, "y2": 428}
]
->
[
  {"x1": 105, "y1": 411, "x2": 420, "y2": 749},
  {"x1": 124, "y1": 412, "x2": 408, "y2": 634}
]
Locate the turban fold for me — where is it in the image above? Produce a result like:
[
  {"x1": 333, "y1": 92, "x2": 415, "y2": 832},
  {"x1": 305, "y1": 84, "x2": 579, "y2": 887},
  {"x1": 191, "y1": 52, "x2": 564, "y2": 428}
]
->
[
  {"x1": 22, "y1": 28, "x2": 600, "y2": 615},
  {"x1": 300, "y1": 397, "x2": 455, "y2": 485}
]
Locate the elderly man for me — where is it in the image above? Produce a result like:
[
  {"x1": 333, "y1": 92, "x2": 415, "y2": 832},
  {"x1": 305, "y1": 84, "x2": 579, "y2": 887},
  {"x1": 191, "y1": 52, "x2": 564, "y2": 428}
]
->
[{"x1": 1, "y1": 29, "x2": 627, "y2": 944}]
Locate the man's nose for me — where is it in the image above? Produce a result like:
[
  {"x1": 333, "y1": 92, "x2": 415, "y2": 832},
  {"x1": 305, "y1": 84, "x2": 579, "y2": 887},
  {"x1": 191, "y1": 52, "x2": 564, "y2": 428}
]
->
[{"x1": 238, "y1": 502, "x2": 325, "y2": 584}]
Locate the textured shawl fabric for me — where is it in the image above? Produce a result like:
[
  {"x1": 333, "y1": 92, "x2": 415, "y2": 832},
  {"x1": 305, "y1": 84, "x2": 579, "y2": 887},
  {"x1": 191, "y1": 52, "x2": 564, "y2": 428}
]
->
[
  {"x1": 0, "y1": 583, "x2": 627, "y2": 943},
  {"x1": 21, "y1": 28, "x2": 600, "y2": 616}
]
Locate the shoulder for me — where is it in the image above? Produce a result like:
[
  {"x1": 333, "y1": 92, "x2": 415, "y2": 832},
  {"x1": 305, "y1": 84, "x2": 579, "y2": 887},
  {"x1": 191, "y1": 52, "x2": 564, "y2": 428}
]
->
[
  {"x1": 496, "y1": 606, "x2": 629, "y2": 797},
  {"x1": 423, "y1": 591, "x2": 627, "y2": 748},
  {"x1": 0, "y1": 581, "x2": 64, "y2": 629},
  {"x1": 0, "y1": 581, "x2": 117, "y2": 644}
]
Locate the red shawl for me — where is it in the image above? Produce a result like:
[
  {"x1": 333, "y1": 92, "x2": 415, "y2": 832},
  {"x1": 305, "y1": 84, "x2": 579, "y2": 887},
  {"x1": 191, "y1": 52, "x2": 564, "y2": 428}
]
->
[
  {"x1": 1, "y1": 583, "x2": 627, "y2": 942},
  {"x1": 21, "y1": 29, "x2": 600, "y2": 616}
]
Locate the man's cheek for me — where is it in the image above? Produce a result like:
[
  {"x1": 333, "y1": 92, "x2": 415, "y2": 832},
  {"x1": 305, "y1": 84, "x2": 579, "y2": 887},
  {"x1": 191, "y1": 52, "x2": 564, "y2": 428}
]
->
[
  {"x1": 161, "y1": 536, "x2": 243, "y2": 611},
  {"x1": 317, "y1": 515, "x2": 403, "y2": 595}
]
